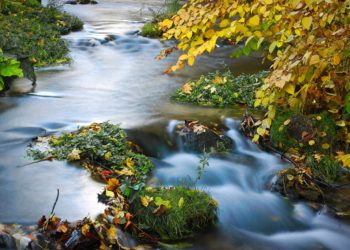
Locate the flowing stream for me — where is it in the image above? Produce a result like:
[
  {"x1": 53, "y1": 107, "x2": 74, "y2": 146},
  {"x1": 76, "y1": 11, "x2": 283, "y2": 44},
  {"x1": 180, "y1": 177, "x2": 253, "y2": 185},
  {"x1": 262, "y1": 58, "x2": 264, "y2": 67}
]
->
[{"x1": 0, "y1": 1, "x2": 350, "y2": 249}]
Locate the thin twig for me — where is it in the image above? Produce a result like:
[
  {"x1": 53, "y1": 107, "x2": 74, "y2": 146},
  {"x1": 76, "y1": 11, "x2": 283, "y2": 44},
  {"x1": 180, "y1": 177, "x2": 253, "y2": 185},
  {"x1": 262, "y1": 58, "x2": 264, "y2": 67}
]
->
[
  {"x1": 50, "y1": 189, "x2": 60, "y2": 215},
  {"x1": 18, "y1": 156, "x2": 53, "y2": 168}
]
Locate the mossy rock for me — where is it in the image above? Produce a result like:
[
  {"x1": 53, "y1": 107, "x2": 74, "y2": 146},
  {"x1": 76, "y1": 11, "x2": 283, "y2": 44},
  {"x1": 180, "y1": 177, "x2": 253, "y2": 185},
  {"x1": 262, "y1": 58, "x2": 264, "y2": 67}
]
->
[
  {"x1": 131, "y1": 187, "x2": 217, "y2": 241},
  {"x1": 270, "y1": 110, "x2": 337, "y2": 153}
]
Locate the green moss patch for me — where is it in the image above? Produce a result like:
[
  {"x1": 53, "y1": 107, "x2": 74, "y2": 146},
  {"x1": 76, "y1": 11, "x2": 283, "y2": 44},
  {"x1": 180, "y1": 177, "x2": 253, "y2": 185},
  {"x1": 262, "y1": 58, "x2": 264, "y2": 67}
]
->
[
  {"x1": 0, "y1": 0, "x2": 83, "y2": 66},
  {"x1": 132, "y1": 186, "x2": 217, "y2": 241},
  {"x1": 171, "y1": 70, "x2": 268, "y2": 107}
]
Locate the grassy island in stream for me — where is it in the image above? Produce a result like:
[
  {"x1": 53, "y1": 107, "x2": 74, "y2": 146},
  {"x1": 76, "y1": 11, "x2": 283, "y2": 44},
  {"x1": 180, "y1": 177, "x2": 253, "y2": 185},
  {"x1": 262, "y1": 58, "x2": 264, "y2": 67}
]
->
[
  {"x1": 27, "y1": 122, "x2": 217, "y2": 248},
  {"x1": 0, "y1": 0, "x2": 83, "y2": 66},
  {"x1": 172, "y1": 70, "x2": 268, "y2": 108}
]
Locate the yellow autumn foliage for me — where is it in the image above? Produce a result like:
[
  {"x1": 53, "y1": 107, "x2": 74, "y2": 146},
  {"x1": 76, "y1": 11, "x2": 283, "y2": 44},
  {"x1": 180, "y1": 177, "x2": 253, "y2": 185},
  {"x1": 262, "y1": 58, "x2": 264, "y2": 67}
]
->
[{"x1": 160, "y1": 0, "x2": 350, "y2": 166}]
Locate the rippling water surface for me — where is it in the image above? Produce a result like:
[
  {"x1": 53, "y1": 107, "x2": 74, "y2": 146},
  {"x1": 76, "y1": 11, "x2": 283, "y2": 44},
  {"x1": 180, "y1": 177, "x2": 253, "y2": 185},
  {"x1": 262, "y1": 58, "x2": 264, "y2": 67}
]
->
[{"x1": 0, "y1": 1, "x2": 349, "y2": 249}]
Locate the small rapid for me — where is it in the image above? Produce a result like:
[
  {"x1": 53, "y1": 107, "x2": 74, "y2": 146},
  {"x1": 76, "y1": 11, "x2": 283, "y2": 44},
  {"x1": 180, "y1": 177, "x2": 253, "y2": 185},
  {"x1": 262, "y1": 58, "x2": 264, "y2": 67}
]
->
[{"x1": 152, "y1": 118, "x2": 350, "y2": 249}]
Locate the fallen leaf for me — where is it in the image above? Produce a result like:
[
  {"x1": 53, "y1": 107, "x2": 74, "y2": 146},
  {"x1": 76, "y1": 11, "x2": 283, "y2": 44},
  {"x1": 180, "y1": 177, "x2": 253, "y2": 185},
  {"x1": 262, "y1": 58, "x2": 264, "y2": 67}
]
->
[
  {"x1": 140, "y1": 196, "x2": 154, "y2": 207},
  {"x1": 182, "y1": 82, "x2": 192, "y2": 94},
  {"x1": 153, "y1": 204, "x2": 167, "y2": 216}
]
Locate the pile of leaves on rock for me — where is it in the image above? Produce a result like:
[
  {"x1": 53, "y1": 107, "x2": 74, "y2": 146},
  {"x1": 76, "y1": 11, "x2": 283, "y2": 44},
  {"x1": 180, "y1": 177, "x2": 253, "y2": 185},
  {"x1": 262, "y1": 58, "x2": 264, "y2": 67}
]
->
[
  {"x1": 0, "y1": 0, "x2": 83, "y2": 66},
  {"x1": 172, "y1": 70, "x2": 268, "y2": 108},
  {"x1": 27, "y1": 122, "x2": 217, "y2": 249}
]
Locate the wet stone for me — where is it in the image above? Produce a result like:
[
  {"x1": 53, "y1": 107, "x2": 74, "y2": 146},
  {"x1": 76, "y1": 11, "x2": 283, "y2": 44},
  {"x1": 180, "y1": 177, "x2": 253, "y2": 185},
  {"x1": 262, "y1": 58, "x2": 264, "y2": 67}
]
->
[{"x1": 176, "y1": 121, "x2": 233, "y2": 153}]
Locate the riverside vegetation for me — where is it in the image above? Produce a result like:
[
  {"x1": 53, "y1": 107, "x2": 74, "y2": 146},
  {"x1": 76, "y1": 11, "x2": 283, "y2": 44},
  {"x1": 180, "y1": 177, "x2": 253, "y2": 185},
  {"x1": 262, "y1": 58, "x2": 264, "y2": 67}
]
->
[
  {"x1": 27, "y1": 122, "x2": 217, "y2": 248},
  {"x1": 159, "y1": 0, "x2": 350, "y2": 212},
  {"x1": 0, "y1": 0, "x2": 83, "y2": 91}
]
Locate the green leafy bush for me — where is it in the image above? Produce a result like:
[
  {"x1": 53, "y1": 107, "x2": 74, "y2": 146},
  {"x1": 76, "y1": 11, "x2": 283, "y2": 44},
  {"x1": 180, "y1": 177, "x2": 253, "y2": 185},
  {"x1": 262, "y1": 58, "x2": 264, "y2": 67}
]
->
[
  {"x1": 0, "y1": 49, "x2": 23, "y2": 91},
  {"x1": 172, "y1": 70, "x2": 268, "y2": 107},
  {"x1": 0, "y1": 0, "x2": 83, "y2": 66}
]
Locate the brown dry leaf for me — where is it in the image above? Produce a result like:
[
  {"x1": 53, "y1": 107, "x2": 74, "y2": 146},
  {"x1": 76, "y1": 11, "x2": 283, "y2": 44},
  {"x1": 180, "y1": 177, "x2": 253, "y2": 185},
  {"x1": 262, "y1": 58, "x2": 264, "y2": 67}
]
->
[
  {"x1": 107, "y1": 178, "x2": 120, "y2": 191},
  {"x1": 193, "y1": 124, "x2": 207, "y2": 134},
  {"x1": 57, "y1": 223, "x2": 69, "y2": 233},
  {"x1": 153, "y1": 204, "x2": 167, "y2": 216}
]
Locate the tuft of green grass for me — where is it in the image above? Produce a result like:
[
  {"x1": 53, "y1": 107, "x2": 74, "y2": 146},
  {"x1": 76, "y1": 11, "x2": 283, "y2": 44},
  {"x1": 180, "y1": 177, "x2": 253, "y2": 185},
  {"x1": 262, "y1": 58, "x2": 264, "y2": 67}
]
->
[
  {"x1": 171, "y1": 70, "x2": 268, "y2": 108},
  {"x1": 140, "y1": 22, "x2": 163, "y2": 38},
  {"x1": 306, "y1": 155, "x2": 340, "y2": 183},
  {"x1": 0, "y1": 0, "x2": 83, "y2": 66},
  {"x1": 140, "y1": 0, "x2": 182, "y2": 38},
  {"x1": 132, "y1": 186, "x2": 217, "y2": 241}
]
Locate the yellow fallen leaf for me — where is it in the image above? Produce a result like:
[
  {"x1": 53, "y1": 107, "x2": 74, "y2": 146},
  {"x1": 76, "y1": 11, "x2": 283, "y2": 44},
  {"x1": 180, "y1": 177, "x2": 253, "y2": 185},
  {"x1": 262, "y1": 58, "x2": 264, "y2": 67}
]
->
[
  {"x1": 105, "y1": 190, "x2": 115, "y2": 198},
  {"x1": 125, "y1": 157, "x2": 134, "y2": 168},
  {"x1": 107, "y1": 178, "x2": 120, "y2": 191},
  {"x1": 104, "y1": 151, "x2": 112, "y2": 161},
  {"x1": 140, "y1": 195, "x2": 154, "y2": 207},
  {"x1": 182, "y1": 82, "x2": 192, "y2": 94},
  {"x1": 81, "y1": 224, "x2": 90, "y2": 236},
  {"x1": 302, "y1": 16, "x2": 312, "y2": 30},
  {"x1": 67, "y1": 148, "x2": 81, "y2": 161},
  {"x1": 333, "y1": 54, "x2": 341, "y2": 65},
  {"x1": 283, "y1": 119, "x2": 291, "y2": 126},
  {"x1": 308, "y1": 140, "x2": 315, "y2": 146}
]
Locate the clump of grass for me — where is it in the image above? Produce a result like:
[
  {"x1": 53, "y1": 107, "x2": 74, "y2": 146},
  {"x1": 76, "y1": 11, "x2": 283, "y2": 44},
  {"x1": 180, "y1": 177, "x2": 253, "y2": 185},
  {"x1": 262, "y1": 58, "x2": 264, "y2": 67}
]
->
[
  {"x1": 132, "y1": 186, "x2": 217, "y2": 241},
  {"x1": 140, "y1": 22, "x2": 163, "y2": 38},
  {"x1": 0, "y1": 0, "x2": 83, "y2": 66},
  {"x1": 306, "y1": 155, "x2": 340, "y2": 183},
  {"x1": 171, "y1": 70, "x2": 268, "y2": 107},
  {"x1": 140, "y1": 0, "x2": 182, "y2": 38}
]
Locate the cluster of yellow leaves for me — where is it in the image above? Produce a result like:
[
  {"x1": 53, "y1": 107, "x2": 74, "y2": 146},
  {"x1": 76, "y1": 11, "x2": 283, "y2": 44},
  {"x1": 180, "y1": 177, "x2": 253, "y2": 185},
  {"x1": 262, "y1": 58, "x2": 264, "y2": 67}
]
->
[{"x1": 160, "y1": 0, "x2": 350, "y2": 166}]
